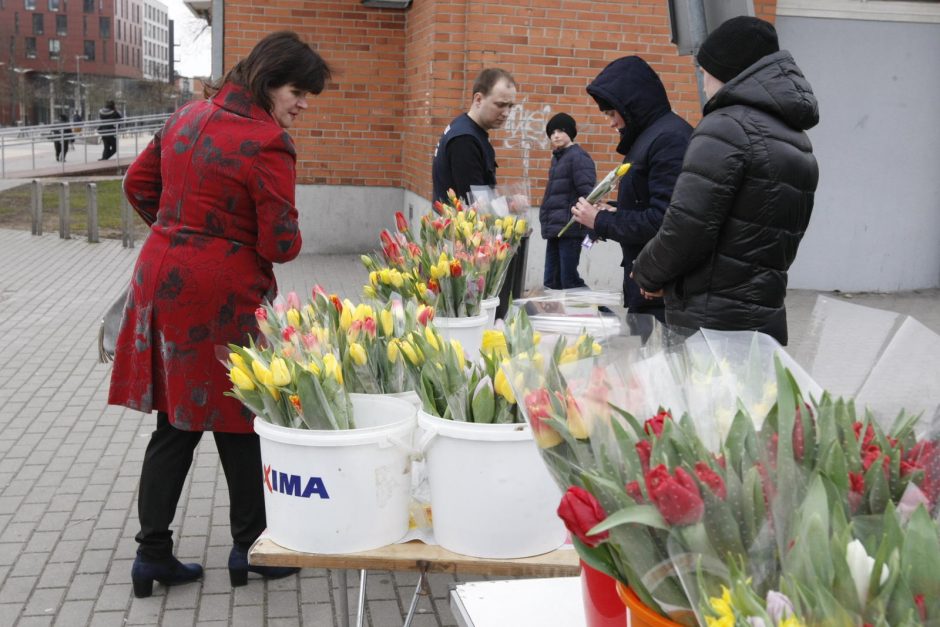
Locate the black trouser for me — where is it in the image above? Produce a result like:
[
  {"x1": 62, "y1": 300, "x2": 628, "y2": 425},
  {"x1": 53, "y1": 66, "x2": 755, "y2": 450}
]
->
[
  {"x1": 135, "y1": 412, "x2": 266, "y2": 560},
  {"x1": 54, "y1": 140, "x2": 68, "y2": 161},
  {"x1": 101, "y1": 135, "x2": 117, "y2": 160}
]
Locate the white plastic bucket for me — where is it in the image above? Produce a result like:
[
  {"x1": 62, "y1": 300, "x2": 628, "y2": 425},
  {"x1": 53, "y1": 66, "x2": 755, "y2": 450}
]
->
[
  {"x1": 482, "y1": 297, "x2": 500, "y2": 325},
  {"x1": 254, "y1": 394, "x2": 416, "y2": 554},
  {"x1": 385, "y1": 389, "x2": 422, "y2": 408},
  {"x1": 433, "y1": 313, "x2": 489, "y2": 358},
  {"x1": 417, "y1": 410, "x2": 567, "y2": 558}
]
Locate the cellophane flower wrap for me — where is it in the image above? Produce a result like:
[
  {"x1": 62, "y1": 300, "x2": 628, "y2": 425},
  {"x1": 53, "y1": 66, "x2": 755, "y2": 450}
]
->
[
  {"x1": 399, "y1": 307, "x2": 548, "y2": 423},
  {"x1": 504, "y1": 319, "x2": 940, "y2": 626}
]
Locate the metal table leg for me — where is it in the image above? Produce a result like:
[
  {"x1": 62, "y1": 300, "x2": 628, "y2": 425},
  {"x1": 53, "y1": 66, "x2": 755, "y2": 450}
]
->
[
  {"x1": 356, "y1": 569, "x2": 367, "y2": 627},
  {"x1": 402, "y1": 561, "x2": 431, "y2": 627},
  {"x1": 336, "y1": 569, "x2": 350, "y2": 627}
]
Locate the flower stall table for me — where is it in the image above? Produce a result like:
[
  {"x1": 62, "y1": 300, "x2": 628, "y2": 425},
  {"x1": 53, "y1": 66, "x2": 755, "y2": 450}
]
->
[{"x1": 249, "y1": 536, "x2": 580, "y2": 627}]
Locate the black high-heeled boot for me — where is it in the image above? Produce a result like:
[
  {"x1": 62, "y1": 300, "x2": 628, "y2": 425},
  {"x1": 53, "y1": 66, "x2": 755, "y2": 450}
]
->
[
  {"x1": 228, "y1": 545, "x2": 300, "y2": 587},
  {"x1": 131, "y1": 555, "x2": 204, "y2": 598}
]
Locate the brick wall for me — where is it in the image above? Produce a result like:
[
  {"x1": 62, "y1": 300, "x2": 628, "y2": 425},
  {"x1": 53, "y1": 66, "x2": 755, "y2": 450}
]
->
[{"x1": 224, "y1": 0, "x2": 777, "y2": 200}]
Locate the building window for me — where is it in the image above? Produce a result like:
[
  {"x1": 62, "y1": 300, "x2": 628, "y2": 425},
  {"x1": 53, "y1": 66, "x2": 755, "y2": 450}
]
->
[
  {"x1": 47, "y1": 0, "x2": 59, "y2": 10},
  {"x1": 48, "y1": 38, "x2": 60, "y2": 58},
  {"x1": 83, "y1": 39, "x2": 95, "y2": 60},
  {"x1": 32, "y1": 12, "x2": 43, "y2": 34},
  {"x1": 82, "y1": 0, "x2": 91, "y2": 11},
  {"x1": 56, "y1": 13, "x2": 66, "y2": 34},
  {"x1": 99, "y1": 16, "x2": 110, "y2": 39},
  {"x1": 25, "y1": 0, "x2": 35, "y2": 9},
  {"x1": 25, "y1": 36, "x2": 37, "y2": 58},
  {"x1": 14, "y1": 12, "x2": 19, "y2": 34}
]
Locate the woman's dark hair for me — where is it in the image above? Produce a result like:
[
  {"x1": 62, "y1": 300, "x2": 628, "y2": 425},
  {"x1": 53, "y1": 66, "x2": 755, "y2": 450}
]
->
[{"x1": 208, "y1": 31, "x2": 332, "y2": 111}]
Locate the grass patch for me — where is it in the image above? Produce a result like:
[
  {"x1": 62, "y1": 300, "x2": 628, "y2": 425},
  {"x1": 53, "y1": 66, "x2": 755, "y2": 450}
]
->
[{"x1": 0, "y1": 180, "x2": 148, "y2": 240}]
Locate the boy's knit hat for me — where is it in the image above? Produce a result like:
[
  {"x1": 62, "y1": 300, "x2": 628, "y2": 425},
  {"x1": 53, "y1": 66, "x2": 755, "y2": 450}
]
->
[{"x1": 546, "y1": 112, "x2": 577, "y2": 140}]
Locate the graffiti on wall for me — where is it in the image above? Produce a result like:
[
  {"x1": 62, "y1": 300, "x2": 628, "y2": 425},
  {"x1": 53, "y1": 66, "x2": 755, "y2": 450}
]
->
[{"x1": 502, "y1": 99, "x2": 552, "y2": 183}]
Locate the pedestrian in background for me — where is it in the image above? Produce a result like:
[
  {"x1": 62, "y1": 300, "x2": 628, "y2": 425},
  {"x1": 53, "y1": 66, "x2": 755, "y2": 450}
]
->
[
  {"x1": 97, "y1": 99, "x2": 122, "y2": 160},
  {"x1": 570, "y1": 56, "x2": 692, "y2": 326},
  {"x1": 109, "y1": 31, "x2": 331, "y2": 598},
  {"x1": 538, "y1": 112, "x2": 595, "y2": 290},
  {"x1": 631, "y1": 16, "x2": 819, "y2": 345},
  {"x1": 52, "y1": 113, "x2": 71, "y2": 162}
]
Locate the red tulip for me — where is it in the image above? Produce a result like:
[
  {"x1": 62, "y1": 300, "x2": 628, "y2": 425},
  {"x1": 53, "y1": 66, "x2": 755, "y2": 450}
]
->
[
  {"x1": 432, "y1": 200, "x2": 445, "y2": 215},
  {"x1": 645, "y1": 464, "x2": 704, "y2": 526},
  {"x1": 525, "y1": 389, "x2": 561, "y2": 448},
  {"x1": 330, "y1": 294, "x2": 343, "y2": 313},
  {"x1": 915, "y1": 594, "x2": 927, "y2": 623},
  {"x1": 395, "y1": 211, "x2": 409, "y2": 233},
  {"x1": 255, "y1": 307, "x2": 267, "y2": 322},
  {"x1": 694, "y1": 462, "x2": 727, "y2": 500},
  {"x1": 450, "y1": 260, "x2": 463, "y2": 278},
  {"x1": 625, "y1": 481, "x2": 644, "y2": 504},
  {"x1": 282, "y1": 326, "x2": 297, "y2": 342},
  {"x1": 557, "y1": 486, "x2": 609, "y2": 548},
  {"x1": 644, "y1": 410, "x2": 671, "y2": 437},
  {"x1": 635, "y1": 440, "x2": 651, "y2": 473}
]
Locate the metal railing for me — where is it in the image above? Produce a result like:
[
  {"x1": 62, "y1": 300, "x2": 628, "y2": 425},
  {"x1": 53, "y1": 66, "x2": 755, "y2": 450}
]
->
[
  {"x1": 0, "y1": 113, "x2": 171, "y2": 177},
  {"x1": 30, "y1": 178, "x2": 138, "y2": 247}
]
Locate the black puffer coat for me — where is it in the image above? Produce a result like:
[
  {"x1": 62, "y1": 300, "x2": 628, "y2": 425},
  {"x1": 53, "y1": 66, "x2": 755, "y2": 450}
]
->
[
  {"x1": 632, "y1": 51, "x2": 819, "y2": 345},
  {"x1": 539, "y1": 144, "x2": 596, "y2": 239},
  {"x1": 586, "y1": 57, "x2": 692, "y2": 312}
]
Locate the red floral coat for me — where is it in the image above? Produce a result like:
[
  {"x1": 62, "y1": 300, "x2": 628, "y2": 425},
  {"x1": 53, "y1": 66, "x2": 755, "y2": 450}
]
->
[{"x1": 109, "y1": 84, "x2": 302, "y2": 433}]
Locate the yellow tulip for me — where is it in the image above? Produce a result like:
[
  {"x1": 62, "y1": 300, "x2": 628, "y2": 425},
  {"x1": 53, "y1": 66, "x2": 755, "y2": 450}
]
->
[
  {"x1": 559, "y1": 346, "x2": 579, "y2": 365},
  {"x1": 400, "y1": 341, "x2": 422, "y2": 366},
  {"x1": 514, "y1": 218, "x2": 527, "y2": 236},
  {"x1": 494, "y1": 366, "x2": 515, "y2": 404},
  {"x1": 387, "y1": 339, "x2": 400, "y2": 363},
  {"x1": 532, "y1": 352, "x2": 545, "y2": 370},
  {"x1": 323, "y1": 353, "x2": 343, "y2": 384},
  {"x1": 424, "y1": 326, "x2": 440, "y2": 351},
  {"x1": 286, "y1": 309, "x2": 301, "y2": 328},
  {"x1": 592, "y1": 342, "x2": 602, "y2": 356},
  {"x1": 616, "y1": 163, "x2": 631, "y2": 177},
  {"x1": 349, "y1": 342, "x2": 368, "y2": 366},
  {"x1": 363, "y1": 285, "x2": 377, "y2": 299},
  {"x1": 229, "y1": 366, "x2": 255, "y2": 391},
  {"x1": 270, "y1": 357, "x2": 291, "y2": 386},
  {"x1": 451, "y1": 339, "x2": 465, "y2": 365},
  {"x1": 369, "y1": 271, "x2": 379, "y2": 287},
  {"x1": 251, "y1": 360, "x2": 271, "y2": 383},
  {"x1": 481, "y1": 329, "x2": 508, "y2": 357},
  {"x1": 307, "y1": 361, "x2": 321, "y2": 376},
  {"x1": 339, "y1": 305, "x2": 353, "y2": 331},
  {"x1": 389, "y1": 270, "x2": 404, "y2": 288},
  {"x1": 229, "y1": 352, "x2": 246, "y2": 370},
  {"x1": 430, "y1": 263, "x2": 445, "y2": 280},
  {"x1": 380, "y1": 310, "x2": 394, "y2": 336},
  {"x1": 565, "y1": 392, "x2": 590, "y2": 439},
  {"x1": 532, "y1": 332, "x2": 542, "y2": 345}
]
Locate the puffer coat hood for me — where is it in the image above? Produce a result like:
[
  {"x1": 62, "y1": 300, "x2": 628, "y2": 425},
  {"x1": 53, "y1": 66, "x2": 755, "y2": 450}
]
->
[
  {"x1": 631, "y1": 50, "x2": 819, "y2": 345},
  {"x1": 586, "y1": 56, "x2": 672, "y2": 155}
]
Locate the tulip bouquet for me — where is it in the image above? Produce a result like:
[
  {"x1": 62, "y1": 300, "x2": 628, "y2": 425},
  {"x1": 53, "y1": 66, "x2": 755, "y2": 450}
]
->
[
  {"x1": 256, "y1": 288, "x2": 437, "y2": 396},
  {"x1": 505, "y1": 328, "x2": 940, "y2": 626},
  {"x1": 222, "y1": 339, "x2": 353, "y2": 430}
]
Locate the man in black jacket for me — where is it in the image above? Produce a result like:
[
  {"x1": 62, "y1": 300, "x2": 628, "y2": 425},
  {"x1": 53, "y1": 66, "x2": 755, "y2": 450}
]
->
[
  {"x1": 98, "y1": 99, "x2": 122, "y2": 161},
  {"x1": 631, "y1": 17, "x2": 819, "y2": 345},
  {"x1": 570, "y1": 57, "x2": 692, "y2": 323},
  {"x1": 432, "y1": 68, "x2": 517, "y2": 202}
]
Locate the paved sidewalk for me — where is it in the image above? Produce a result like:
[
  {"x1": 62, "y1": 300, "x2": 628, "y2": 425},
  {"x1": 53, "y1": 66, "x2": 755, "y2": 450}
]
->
[{"x1": 0, "y1": 227, "x2": 938, "y2": 626}]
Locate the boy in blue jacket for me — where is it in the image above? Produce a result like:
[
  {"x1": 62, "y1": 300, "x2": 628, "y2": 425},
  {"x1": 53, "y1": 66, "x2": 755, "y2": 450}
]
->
[{"x1": 538, "y1": 113, "x2": 596, "y2": 290}]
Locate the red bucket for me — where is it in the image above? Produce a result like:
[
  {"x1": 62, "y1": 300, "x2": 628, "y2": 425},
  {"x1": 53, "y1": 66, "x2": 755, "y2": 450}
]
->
[{"x1": 580, "y1": 561, "x2": 627, "y2": 627}]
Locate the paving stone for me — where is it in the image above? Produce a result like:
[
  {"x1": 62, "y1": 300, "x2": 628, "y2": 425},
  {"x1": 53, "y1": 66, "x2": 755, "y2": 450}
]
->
[
  {"x1": 35, "y1": 561, "x2": 77, "y2": 589},
  {"x1": 160, "y1": 608, "x2": 196, "y2": 627},
  {"x1": 89, "y1": 610, "x2": 131, "y2": 627},
  {"x1": 266, "y1": 589, "x2": 300, "y2": 618},
  {"x1": 0, "y1": 602, "x2": 24, "y2": 625},
  {"x1": 22, "y1": 586, "x2": 65, "y2": 616},
  {"x1": 195, "y1": 593, "x2": 230, "y2": 623},
  {"x1": 93, "y1": 583, "x2": 132, "y2": 612},
  {"x1": 65, "y1": 573, "x2": 105, "y2": 601},
  {"x1": 53, "y1": 600, "x2": 94, "y2": 626}
]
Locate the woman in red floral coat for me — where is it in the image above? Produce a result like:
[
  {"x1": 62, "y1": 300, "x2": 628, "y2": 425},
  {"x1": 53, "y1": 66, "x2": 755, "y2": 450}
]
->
[{"x1": 108, "y1": 32, "x2": 331, "y2": 598}]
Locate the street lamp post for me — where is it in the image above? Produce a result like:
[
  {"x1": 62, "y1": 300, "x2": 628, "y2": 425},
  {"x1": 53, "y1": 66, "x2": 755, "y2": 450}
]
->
[{"x1": 75, "y1": 55, "x2": 86, "y2": 118}]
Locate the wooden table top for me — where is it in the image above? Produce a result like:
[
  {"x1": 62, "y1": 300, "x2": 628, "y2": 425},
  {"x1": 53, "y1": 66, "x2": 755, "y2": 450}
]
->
[{"x1": 249, "y1": 537, "x2": 581, "y2": 578}]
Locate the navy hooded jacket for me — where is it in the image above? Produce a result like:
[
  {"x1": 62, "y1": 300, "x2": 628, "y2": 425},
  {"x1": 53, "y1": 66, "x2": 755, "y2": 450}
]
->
[
  {"x1": 538, "y1": 144, "x2": 596, "y2": 239},
  {"x1": 586, "y1": 56, "x2": 692, "y2": 312}
]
